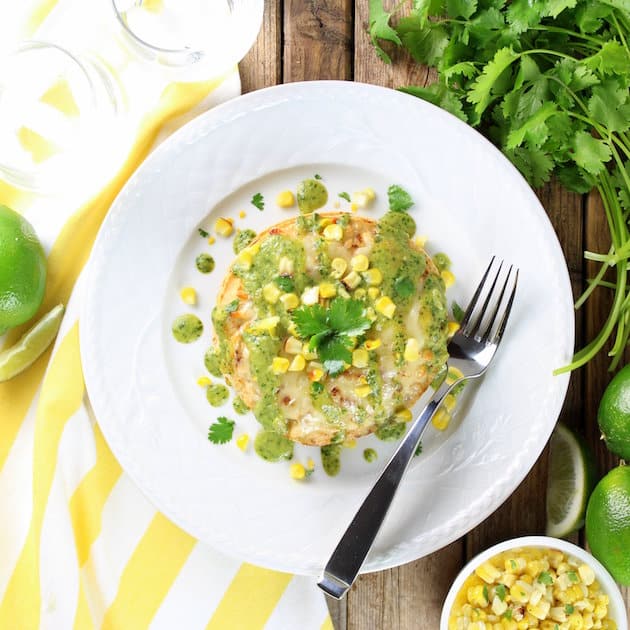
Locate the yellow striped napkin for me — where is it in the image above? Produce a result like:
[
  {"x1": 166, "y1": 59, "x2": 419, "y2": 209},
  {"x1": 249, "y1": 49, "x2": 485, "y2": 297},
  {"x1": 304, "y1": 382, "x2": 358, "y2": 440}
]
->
[{"x1": 0, "y1": 2, "x2": 332, "y2": 628}]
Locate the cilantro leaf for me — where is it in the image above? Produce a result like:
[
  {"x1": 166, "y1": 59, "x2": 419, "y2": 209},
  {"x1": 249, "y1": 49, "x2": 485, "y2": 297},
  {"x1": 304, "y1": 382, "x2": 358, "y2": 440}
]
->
[
  {"x1": 573, "y1": 131, "x2": 612, "y2": 176},
  {"x1": 292, "y1": 303, "x2": 328, "y2": 338},
  {"x1": 314, "y1": 174, "x2": 322, "y2": 179},
  {"x1": 452, "y1": 300, "x2": 465, "y2": 323},
  {"x1": 396, "y1": 19, "x2": 449, "y2": 66},
  {"x1": 565, "y1": 604, "x2": 575, "y2": 614},
  {"x1": 495, "y1": 583, "x2": 507, "y2": 601},
  {"x1": 208, "y1": 417, "x2": 235, "y2": 444},
  {"x1": 368, "y1": 0, "x2": 402, "y2": 64},
  {"x1": 318, "y1": 336, "x2": 353, "y2": 376},
  {"x1": 399, "y1": 84, "x2": 468, "y2": 122},
  {"x1": 328, "y1": 298, "x2": 372, "y2": 336},
  {"x1": 507, "y1": 101, "x2": 557, "y2": 149},
  {"x1": 224, "y1": 299, "x2": 239, "y2": 313},
  {"x1": 482, "y1": 585, "x2": 489, "y2": 603},
  {"x1": 446, "y1": 0, "x2": 478, "y2": 19},
  {"x1": 274, "y1": 276, "x2": 295, "y2": 292},
  {"x1": 414, "y1": 441, "x2": 423, "y2": 456},
  {"x1": 537, "y1": 571, "x2": 554, "y2": 585},
  {"x1": 251, "y1": 192, "x2": 265, "y2": 211},
  {"x1": 338, "y1": 192, "x2": 351, "y2": 202},
  {"x1": 387, "y1": 184, "x2": 415, "y2": 212},
  {"x1": 467, "y1": 47, "x2": 519, "y2": 115},
  {"x1": 198, "y1": 228, "x2": 209, "y2": 238}
]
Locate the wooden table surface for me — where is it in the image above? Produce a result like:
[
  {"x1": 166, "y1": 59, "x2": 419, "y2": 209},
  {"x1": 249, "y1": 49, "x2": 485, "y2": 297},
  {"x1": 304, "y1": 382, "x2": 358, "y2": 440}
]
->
[{"x1": 239, "y1": 1, "x2": 630, "y2": 627}]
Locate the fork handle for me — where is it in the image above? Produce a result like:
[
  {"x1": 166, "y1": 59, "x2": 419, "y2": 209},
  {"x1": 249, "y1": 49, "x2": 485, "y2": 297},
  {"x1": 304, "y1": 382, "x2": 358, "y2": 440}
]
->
[{"x1": 317, "y1": 379, "x2": 455, "y2": 600}]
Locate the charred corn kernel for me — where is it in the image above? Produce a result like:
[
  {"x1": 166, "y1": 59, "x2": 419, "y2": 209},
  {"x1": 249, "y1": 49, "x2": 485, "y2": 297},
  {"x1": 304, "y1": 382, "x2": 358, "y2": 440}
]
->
[
  {"x1": 375, "y1": 296, "x2": 396, "y2": 319},
  {"x1": 249, "y1": 316, "x2": 280, "y2": 333},
  {"x1": 301, "y1": 286, "x2": 320, "y2": 305},
  {"x1": 280, "y1": 293, "x2": 300, "y2": 310},
  {"x1": 215, "y1": 217, "x2": 234, "y2": 236},
  {"x1": 578, "y1": 564, "x2": 595, "y2": 586},
  {"x1": 180, "y1": 287, "x2": 197, "y2": 305},
  {"x1": 447, "y1": 366, "x2": 465, "y2": 384},
  {"x1": 323, "y1": 223, "x2": 343, "y2": 241},
  {"x1": 290, "y1": 463, "x2": 306, "y2": 480},
  {"x1": 414, "y1": 235, "x2": 428, "y2": 248},
  {"x1": 492, "y1": 596, "x2": 508, "y2": 616},
  {"x1": 236, "y1": 434, "x2": 249, "y2": 451},
  {"x1": 302, "y1": 343, "x2": 317, "y2": 360},
  {"x1": 447, "y1": 321, "x2": 460, "y2": 337},
  {"x1": 237, "y1": 249, "x2": 253, "y2": 269},
  {"x1": 343, "y1": 271, "x2": 362, "y2": 289},
  {"x1": 197, "y1": 376, "x2": 212, "y2": 386},
  {"x1": 527, "y1": 600, "x2": 551, "y2": 620},
  {"x1": 352, "y1": 348, "x2": 369, "y2": 368},
  {"x1": 404, "y1": 338, "x2": 420, "y2": 362},
  {"x1": 285, "y1": 337, "x2": 303, "y2": 354},
  {"x1": 364, "y1": 338, "x2": 381, "y2": 351},
  {"x1": 355, "y1": 385, "x2": 371, "y2": 398},
  {"x1": 395, "y1": 407, "x2": 413, "y2": 422},
  {"x1": 443, "y1": 393, "x2": 457, "y2": 412},
  {"x1": 363, "y1": 268, "x2": 383, "y2": 286},
  {"x1": 351, "y1": 254, "x2": 369, "y2": 272},
  {"x1": 309, "y1": 368, "x2": 324, "y2": 382},
  {"x1": 279, "y1": 256, "x2": 294, "y2": 274},
  {"x1": 510, "y1": 580, "x2": 533, "y2": 604},
  {"x1": 272, "y1": 357, "x2": 290, "y2": 374},
  {"x1": 467, "y1": 585, "x2": 489, "y2": 608},
  {"x1": 476, "y1": 562, "x2": 502, "y2": 583},
  {"x1": 441, "y1": 269, "x2": 455, "y2": 287},
  {"x1": 350, "y1": 202, "x2": 358, "y2": 212},
  {"x1": 319, "y1": 282, "x2": 337, "y2": 298},
  {"x1": 289, "y1": 354, "x2": 306, "y2": 372},
  {"x1": 367, "y1": 287, "x2": 380, "y2": 300},
  {"x1": 239, "y1": 210, "x2": 246, "y2": 219},
  {"x1": 432, "y1": 408, "x2": 451, "y2": 430},
  {"x1": 354, "y1": 288, "x2": 366, "y2": 299},
  {"x1": 208, "y1": 236, "x2": 216, "y2": 245},
  {"x1": 263, "y1": 283, "x2": 281, "y2": 304},
  {"x1": 276, "y1": 190, "x2": 295, "y2": 208},
  {"x1": 331, "y1": 257, "x2": 348, "y2": 278},
  {"x1": 344, "y1": 439, "x2": 357, "y2": 449}
]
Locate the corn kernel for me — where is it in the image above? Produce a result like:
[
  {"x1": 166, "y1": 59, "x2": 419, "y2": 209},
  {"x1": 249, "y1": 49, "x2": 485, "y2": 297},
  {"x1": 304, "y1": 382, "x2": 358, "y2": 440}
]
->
[
  {"x1": 236, "y1": 434, "x2": 249, "y2": 451},
  {"x1": 301, "y1": 286, "x2": 320, "y2": 305},
  {"x1": 355, "y1": 385, "x2": 372, "y2": 398},
  {"x1": 578, "y1": 564, "x2": 595, "y2": 586},
  {"x1": 344, "y1": 439, "x2": 357, "y2": 449},
  {"x1": 375, "y1": 296, "x2": 396, "y2": 318},
  {"x1": 352, "y1": 191, "x2": 373, "y2": 208},
  {"x1": 443, "y1": 393, "x2": 457, "y2": 412},
  {"x1": 280, "y1": 293, "x2": 300, "y2": 310},
  {"x1": 272, "y1": 357, "x2": 290, "y2": 374},
  {"x1": 350, "y1": 202, "x2": 358, "y2": 212},
  {"x1": 239, "y1": 210, "x2": 246, "y2": 219},
  {"x1": 447, "y1": 366, "x2": 464, "y2": 384},
  {"x1": 476, "y1": 562, "x2": 502, "y2": 583},
  {"x1": 197, "y1": 376, "x2": 212, "y2": 386},
  {"x1": 276, "y1": 190, "x2": 295, "y2": 208},
  {"x1": 467, "y1": 585, "x2": 489, "y2": 608},
  {"x1": 343, "y1": 271, "x2": 362, "y2": 289},
  {"x1": 208, "y1": 236, "x2": 216, "y2": 245},
  {"x1": 319, "y1": 282, "x2": 337, "y2": 298},
  {"x1": 363, "y1": 268, "x2": 383, "y2": 286},
  {"x1": 432, "y1": 408, "x2": 451, "y2": 430},
  {"x1": 492, "y1": 596, "x2": 508, "y2": 616},
  {"x1": 302, "y1": 343, "x2": 318, "y2": 360},
  {"x1": 510, "y1": 580, "x2": 533, "y2": 604},
  {"x1": 506, "y1": 558, "x2": 527, "y2": 573},
  {"x1": 351, "y1": 254, "x2": 369, "y2": 272},
  {"x1": 180, "y1": 286, "x2": 197, "y2": 305},
  {"x1": 283, "y1": 337, "x2": 301, "y2": 354},
  {"x1": 279, "y1": 256, "x2": 294, "y2": 274},
  {"x1": 567, "y1": 613, "x2": 585, "y2": 629},
  {"x1": 249, "y1": 316, "x2": 280, "y2": 334},
  {"x1": 323, "y1": 223, "x2": 343, "y2": 241},
  {"x1": 290, "y1": 463, "x2": 306, "y2": 480},
  {"x1": 550, "y1": 607, "x2": 568, "y2": 623},
  {"x1": 306, "y1": 458, "x2": 315, "y2": 470},
  {"x1": 237, "y1": 249, "x2": 253, "y2": 269},
  {"x1": 289, "y1": 354, "x2": 306, "y2": 372},
  {"x1": 215, "y1": 217, "x2": 234, "y2": 237},
  {"x1": 414, "y1": 235, "x2": 428, "y2": 248},
  {"x1": 263, "y1": 283, "x2": 281, "y2": 304},
  {"x1": 404, "y1": 338, "x2": 420, "y2": 362},
  {"x1": 287, "y1": 322, "x2": 298, "y2": 337},
  {"x1": 441, "y1": 269, "x2": 455, "y2": 287},
  {"x1": 527, "y1": 599, "x2": 551, "y2": 620},
  {"x1": 395, "y1": 407, "x2": 413, "y2": 422},
  {"x1": 447, "y1": 321, "x2": 460, "y2": 338},
  {"x1": 368, "y1": 287, "x2": 380, "y2": 300},
  {"x1": 331, "y1": 257, "x2": 348, "y2": 278},
  {"x1": 364, "y1": 339, "x2": 381, "y2": 350},
  {"x1": 353, "y1": 288, "x2": 366, "y2": 300},
  {"x1": 309, "y1": 368, "x2": 324, "y2": 382},
  {"x1": 352, "y1": 348, "x2": 369, "y2": 368}
]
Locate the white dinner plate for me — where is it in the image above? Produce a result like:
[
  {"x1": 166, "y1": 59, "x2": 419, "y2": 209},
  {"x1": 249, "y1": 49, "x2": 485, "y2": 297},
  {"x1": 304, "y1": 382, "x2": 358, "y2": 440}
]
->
[{"x1": 81, "y1": 81, "x2": 574, "y2": 575}]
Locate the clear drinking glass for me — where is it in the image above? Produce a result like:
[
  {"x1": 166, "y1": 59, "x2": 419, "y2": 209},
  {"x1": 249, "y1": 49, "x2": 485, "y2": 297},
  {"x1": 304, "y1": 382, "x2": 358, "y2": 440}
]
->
[
  {"x1": 111, "y1": 0, "x2": 264, "y2": 82},
  {"x1": 0, "y1": 41, "x2": 124, "y2": 192}
]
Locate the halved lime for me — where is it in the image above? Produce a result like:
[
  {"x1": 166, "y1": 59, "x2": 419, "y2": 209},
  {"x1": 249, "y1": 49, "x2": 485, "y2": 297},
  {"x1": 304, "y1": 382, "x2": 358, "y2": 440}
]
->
[
  {"x1": 0, "y1": 303, "x2": 64, "y2": 382},
  {"x1": 545, "y1": 422, "x2": 597, "y2": 538}
]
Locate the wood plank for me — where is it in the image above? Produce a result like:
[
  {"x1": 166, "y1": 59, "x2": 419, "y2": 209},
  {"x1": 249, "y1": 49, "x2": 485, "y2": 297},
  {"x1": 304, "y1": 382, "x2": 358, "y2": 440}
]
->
[
  {"x1": 239, "y1": 0, "x2": 282, "y2": 93},
  {"x1": 283, "y1": 0, "x2": 353, "y2": 82}
]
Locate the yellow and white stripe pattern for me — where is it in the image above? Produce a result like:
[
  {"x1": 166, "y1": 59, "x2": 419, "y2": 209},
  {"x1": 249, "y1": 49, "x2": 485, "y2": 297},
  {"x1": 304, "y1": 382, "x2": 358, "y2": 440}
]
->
[{"x1": 0, "y1": 2, "x2": 332, "y2": 628}]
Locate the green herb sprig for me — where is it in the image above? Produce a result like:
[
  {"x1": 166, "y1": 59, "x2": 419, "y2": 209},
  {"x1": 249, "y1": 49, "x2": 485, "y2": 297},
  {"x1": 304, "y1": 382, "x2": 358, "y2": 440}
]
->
[
  {"x1": 370, "y1": 0, "x2": 630, "y2": 372},
  {"x1": 208, "y1": 416, "x2": 235, "y2": 444}
]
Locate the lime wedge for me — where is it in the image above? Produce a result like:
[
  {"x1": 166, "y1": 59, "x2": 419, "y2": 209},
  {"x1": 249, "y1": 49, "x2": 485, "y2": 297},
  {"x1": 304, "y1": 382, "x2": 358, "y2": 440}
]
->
[
  {"x1": 0, "y1": 303, "x2": 64, "y2": 382},
  {"x1": 546, "y1": 422, "x2": 597, "y2": 538}
]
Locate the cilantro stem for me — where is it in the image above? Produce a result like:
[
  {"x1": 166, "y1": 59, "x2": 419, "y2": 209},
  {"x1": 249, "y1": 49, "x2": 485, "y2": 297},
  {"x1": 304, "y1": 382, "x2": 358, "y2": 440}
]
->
[
  {"x1": 611, "y1": 12, "x2": 630, "y2": 58},
  {"x1": 529, "y1": 26, "x2": 605, "y2": 46},
  {"x1": 575, "y1": 247, "x2": 614, "y2": 309}
]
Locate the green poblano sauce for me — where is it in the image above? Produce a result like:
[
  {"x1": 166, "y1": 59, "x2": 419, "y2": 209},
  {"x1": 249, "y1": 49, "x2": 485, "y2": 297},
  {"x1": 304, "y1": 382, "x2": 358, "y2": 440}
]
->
[
  {"x1": 206, "y1": 384, "x2": 229, "y2": 407},
  {"x1": 195, "y1": 253, "x2": 215, "y2": 273},
  {"x1": 297, "y1": 178, "x2": 328, "y2": 214},
  {"x1": 254, "y1": 430, "x2": 294, "y2": 462},
  {"x1": 172, "y1": 314, "x2": 203, "y2": 343},
  {"x1": 233, "y1": 229, "x2": 257, "y2": 254}
]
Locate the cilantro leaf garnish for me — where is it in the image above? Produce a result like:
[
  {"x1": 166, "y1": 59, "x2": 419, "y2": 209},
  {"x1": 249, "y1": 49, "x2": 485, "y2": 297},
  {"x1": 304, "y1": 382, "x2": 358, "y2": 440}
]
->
[
  {"x1": 537, "y1": 571, "x2": 554, "y2": 585},
  {"x1": 208, "y1": 417, "x2": 235, "y2": 444},
  {"x1": 482, "y1": 585, "x2": 489, "y2": 603},
  {"x1": 387, "y1": 185, "x2": 414, "y2": 212},
  {"x1": 274, "y1": 276, "x2": 295, "y2": 292},
  {"x1": 224, "y1": 299, "x2": 239, "y2": 313},
  {"x1": 567, "y1": 571, "x2": 579, "y2": 583},
  {"x1": 565, "y1": 604, "x2": 574, "y2": 614},
  {"x1": 339, "y1": 192, "x2": 351, "y2": 202},
  {"x1": 251, "y1": 192, "x2": 265, "y2": 211},
  {"x1": 314, "y1": 173, "x2": 322, "y2": 180},
  {"x1": 368, "y1": 0, "x2": 402, "y2": 64},
  {"x1": 198, "y1": 228, "x2": 209, "y2": 238},
  {"x1": 452, "y1": 301, "x2": 465, "y2": 323},
  {"x1": 495, "y1": 584, "x2": 507, "y2": 601},
  {"x1": 291, "y1": 298, "x2": 371, "y2": 376}
]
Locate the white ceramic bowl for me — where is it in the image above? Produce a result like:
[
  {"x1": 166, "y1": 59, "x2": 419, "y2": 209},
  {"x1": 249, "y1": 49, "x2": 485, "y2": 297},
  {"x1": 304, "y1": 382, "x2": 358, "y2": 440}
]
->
[{"x1": 440, "y1": 536, "x2": 628, "y2": 630}]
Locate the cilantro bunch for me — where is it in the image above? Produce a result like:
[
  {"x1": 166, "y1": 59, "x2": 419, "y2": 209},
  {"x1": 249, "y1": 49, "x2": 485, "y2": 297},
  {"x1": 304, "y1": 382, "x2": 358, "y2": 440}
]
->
[
  {"x1": 370, "y1": 0, "x2": 630, "y2": 372},
  {"x1": 291, "y1": 298, "x2": 372, "y2": 376}
]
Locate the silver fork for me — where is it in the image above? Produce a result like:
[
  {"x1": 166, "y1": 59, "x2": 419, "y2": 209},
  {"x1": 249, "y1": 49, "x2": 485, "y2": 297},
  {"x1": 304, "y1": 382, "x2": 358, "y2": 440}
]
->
[{"x1": 317, "y1": 257, "x2": 519, "y2": 600}]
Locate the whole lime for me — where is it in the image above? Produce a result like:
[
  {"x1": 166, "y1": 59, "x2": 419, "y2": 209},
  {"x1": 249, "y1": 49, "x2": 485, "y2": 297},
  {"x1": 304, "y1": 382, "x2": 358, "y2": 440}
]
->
[
  {"x1": 0, "y1": 205, "x2": 46, "y2": 335},
  {"x1": 598, "y1": 364, "x2": 630, "y2": 460},
  {"x1": 585, "y1": 465, "x2": 630, "y2": 585}
]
